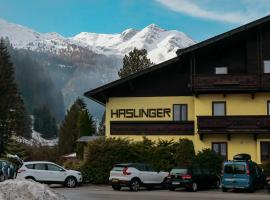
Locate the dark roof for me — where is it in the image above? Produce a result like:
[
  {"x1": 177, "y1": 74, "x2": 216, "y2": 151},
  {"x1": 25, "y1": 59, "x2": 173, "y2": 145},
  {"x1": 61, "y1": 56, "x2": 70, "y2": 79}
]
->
[
  {"x1": 84, "y1": 57, "x2": 179, "y2": 105},
  {"x1": 85, "y1": 15, "x2": 270, "y2": 105},
  {"x1": 176, "y1": 15, "x2": 270, "y2": 56}
]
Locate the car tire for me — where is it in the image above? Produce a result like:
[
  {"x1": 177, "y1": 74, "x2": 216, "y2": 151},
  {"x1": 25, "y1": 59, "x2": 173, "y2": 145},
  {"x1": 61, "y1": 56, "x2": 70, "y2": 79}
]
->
[
  {"x1": 222, "y1": 187, "x2": 228, "y2": 192},
  {"x1": 248, "y1": 184, "x2": 254, "y2": 193},
  {"x1": 168, "y1": 185, "x2": 175, "y2": 191},
  {"x1": 65, "y1": 176, "x2": 77, "y2": 188},
  {"x1": 161, "y1": 178, "x2": 168, "y2": 189},
  {"x1": 191, "y1": 182, "x2": 198, "y2": 192},
  {"x1": 112, "y1": 185, "x2": 121, "y2": 191},
  {"x1": 130, "y1": 178, "x2": 141, "y2": 192}
]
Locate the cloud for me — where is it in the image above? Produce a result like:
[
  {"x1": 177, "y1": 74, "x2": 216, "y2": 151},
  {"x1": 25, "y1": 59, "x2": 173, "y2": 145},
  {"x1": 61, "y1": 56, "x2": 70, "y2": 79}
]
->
[{"x1": 156, "y1": 0, "x2": 270, "y2": 24}]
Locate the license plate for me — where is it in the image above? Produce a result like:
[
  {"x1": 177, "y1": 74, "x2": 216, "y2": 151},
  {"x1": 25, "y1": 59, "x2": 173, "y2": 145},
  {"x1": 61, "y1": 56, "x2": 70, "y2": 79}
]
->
[
  {"x1": 172, "y1": 182, "x2": 180, "y2": 185},
  {"x1": 112, "y1": 179, "x2": 119, "y2": 183}
]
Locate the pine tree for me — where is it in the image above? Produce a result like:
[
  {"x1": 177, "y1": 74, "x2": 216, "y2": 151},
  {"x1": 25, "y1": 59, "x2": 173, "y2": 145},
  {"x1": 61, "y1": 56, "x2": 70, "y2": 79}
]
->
[
  {"x1": 78, "y1": 110, "x2": 96, "y2": 137},
  {"x1": 0, "y1": 38, "x2": 31, "y2": 155},
  {"x1": 33, "y1": 105, "x2": 58, "y2": 139},
  {"x1": 5, "y1": 138, "x2": 27, "y2": 160},
  {"x1": 118, "y1": 48, "x2": 153, "y2": 78},
  {"x1": 98, "y1": 111, "x2": 105, "y2": 136},
  {"x1": 58, "y1": 98, "x2": 84, "y2": 155}
]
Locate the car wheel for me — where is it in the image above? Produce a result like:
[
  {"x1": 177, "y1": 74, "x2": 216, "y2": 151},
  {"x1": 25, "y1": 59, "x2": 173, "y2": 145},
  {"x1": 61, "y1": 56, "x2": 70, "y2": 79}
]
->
[
  {"x1": 130, "y1": 178, "x2": 141, "y2": 191},
  {"x1": 168, "y1": 185, "x2": 175, "y2": 191},
  {"x1": 65, "y1": 177, "x2": 77, "y2": 188},
  {"x1": 248, "y1": 184, "x2": 254, "y2": 193},
  {"x1": 191, "y1": 182, "x2": 198, "y2": 192},
  {"x1": 222, "y1": 187, "x2": 228, "y2": 192},
  {"x1": 112, "y1": 185, "x2": 121, "y2": 191},
  {"x1": 0, "y1": 174, "x2": 4, "y2": 182},
  {"x1": 161, "y1": 178, "x2": 168, "y2": 189}
]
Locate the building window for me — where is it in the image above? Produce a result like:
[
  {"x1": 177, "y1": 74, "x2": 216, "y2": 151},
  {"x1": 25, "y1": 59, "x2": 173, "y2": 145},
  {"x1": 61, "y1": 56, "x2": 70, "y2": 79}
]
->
[
  {"x1": 173, "y1": 104, "x2": 188, "y2": 121},
  {"x1": 261, "y1": 142, "x2": 270, "y2": 162},
  {"x1": 212, "y1": 142, "x2": 227, "y2": 160},
  {"x1": 215, "y1": 67, "x2": 228, "y2": 74},
  {"x1": 212, "y1": 102, "x2": 226, "y2": 116},
  {"x1": 267, "y1": 100, "x2": 270, "y2": 115},
  {"x1": 264, "y1": 61, "x2": 270, "y2": 73}
]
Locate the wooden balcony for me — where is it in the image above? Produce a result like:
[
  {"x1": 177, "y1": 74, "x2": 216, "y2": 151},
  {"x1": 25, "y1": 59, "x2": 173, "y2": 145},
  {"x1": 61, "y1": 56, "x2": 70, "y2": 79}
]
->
[
  {"x1": 197, "y1": 115, "x2": 270, "y2": 140},
  {"x1": 110, "y1": 121, "x2": 194, "y2": 135},
  {"x1": 262, "y1": 74, "x2": 270, "y2": 88},
  {"x1": 193, "y1": 74, "x2": 259, "y2": 93}
]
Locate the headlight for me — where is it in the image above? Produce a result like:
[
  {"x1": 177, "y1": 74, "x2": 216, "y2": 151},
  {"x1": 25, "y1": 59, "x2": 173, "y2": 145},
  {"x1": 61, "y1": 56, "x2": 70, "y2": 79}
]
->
[{"x1": 77, "y1": 173, "x2": 81, "y2": 176}]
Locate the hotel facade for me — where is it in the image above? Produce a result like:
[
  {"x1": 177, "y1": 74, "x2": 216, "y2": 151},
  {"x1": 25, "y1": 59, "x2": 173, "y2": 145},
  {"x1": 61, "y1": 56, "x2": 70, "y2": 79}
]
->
[{"x1": 85, "y1": 16, "x2": 270, "y2": 164}]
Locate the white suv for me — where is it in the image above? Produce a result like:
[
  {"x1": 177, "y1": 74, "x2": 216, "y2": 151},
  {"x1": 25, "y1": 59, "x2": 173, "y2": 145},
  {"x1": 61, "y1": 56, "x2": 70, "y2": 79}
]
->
[
  {"x1": 109, "y1": 163, "x2": 169, "y2": 191},
  {"x1": 17, "y1": 161, "x2": 82, "y2": 188}
]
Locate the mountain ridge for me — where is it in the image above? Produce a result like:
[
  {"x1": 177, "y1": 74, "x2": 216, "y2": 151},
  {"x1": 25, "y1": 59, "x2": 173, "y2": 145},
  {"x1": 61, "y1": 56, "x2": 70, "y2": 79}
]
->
[{"x1": 0, "y1": 19, "x2": 195, "y2": 64}]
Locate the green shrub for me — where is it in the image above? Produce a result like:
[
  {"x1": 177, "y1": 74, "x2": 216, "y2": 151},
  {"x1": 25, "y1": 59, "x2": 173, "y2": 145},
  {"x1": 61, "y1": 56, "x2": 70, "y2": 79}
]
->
[
  {"x1": 80, "y1": 137, "x2": 196, "y2": 184},
  {"x1": 174, "y1": 138, "x2": 195, "y2": 166},
  {"x1": 194, "y1": 148, "x2": 223, "y2": 175}
]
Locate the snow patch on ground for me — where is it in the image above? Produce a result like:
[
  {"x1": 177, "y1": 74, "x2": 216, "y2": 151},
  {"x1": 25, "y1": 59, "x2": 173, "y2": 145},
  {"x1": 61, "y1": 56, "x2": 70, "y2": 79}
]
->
[
  {"x1": 15, "y1": 130, "x2": 58, "y2": 146},
  {"x1": 0, "y1": 180, "x2": 67, "y2": 200}
]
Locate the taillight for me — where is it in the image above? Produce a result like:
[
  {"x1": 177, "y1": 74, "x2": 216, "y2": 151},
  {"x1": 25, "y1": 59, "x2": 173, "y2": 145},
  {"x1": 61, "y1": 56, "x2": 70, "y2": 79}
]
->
[
  {"x1": 17, "y1": 169, "x2": 26, "y2": 173},
  {"x1": 246, "y1": 163, "x2": 250, "y2": 176},
  {"x1": 123, "y1": 167, "x2": 131, "y2": 175},
  {"x1": 182, "y1": 174, "x2": 192, "y2": 180}
]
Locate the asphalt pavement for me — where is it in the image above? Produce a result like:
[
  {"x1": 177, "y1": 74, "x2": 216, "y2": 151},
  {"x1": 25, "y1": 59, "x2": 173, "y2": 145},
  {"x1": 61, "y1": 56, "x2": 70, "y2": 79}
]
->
[{"x1": 53, "y1": 185, "x2": 270, "y2": 200}]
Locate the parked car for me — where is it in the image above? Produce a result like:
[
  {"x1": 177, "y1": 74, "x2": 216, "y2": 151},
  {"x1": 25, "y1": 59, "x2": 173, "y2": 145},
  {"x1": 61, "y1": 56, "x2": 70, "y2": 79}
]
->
[
  {"x1": 0, "y1": 160, "x2": 8, "y2": 181},
  {"x1": 17, "y1": 161, "x2": 82, "y2": 188},
  {"x1": 221, "y1": 154, "x2": 265, "y2": 192},
  {"x1": 267, "y1": 176, "x2": 270, "y2": 193},
  {"x1": 0, "y1": 159, "x2": 16, "y2": 181},
  {"x1": 167, "y1": 166, "x2": 220, "y2": 192},
  {"x1": 109, "y1": 163, "x2": 169, "y2": 191}
]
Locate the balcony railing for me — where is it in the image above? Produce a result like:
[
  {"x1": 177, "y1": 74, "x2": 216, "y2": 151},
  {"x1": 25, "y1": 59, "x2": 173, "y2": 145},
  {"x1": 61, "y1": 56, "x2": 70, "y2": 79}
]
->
[
  {"x1": 193, "y1": 74, "x2": 259, "y2": 93},
  {"x1": 110, "y1": 121, "x2": 194, "y2": 135},
  {"x1": 197, "y1": 115, "x2": 270, "y2": 135},
  {"x1": 262, "y1": 74, "x2": 270, "y2": 88}
]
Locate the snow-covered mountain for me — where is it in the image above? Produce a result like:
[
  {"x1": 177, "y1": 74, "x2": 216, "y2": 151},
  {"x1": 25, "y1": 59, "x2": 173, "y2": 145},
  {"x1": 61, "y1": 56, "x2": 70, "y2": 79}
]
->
[
  {"x1": 0, "y1": 18, "x2": 195, "y2": 121},
  {"x1": 0, "y1": 19, "x2": 195, "y2": 64}
]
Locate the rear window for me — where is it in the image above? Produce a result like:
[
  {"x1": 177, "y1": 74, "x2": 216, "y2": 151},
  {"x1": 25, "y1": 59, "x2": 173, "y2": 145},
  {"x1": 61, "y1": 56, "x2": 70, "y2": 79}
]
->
[
  {"x1": 112, "y1": 166, "x2": 126, "y2": 171},
  {"x1": 224, "y1": 164, "x2": 246, "y2": 174},
  {"x1": 171, "y1": 168, "x2": 188, "y2": 174}
]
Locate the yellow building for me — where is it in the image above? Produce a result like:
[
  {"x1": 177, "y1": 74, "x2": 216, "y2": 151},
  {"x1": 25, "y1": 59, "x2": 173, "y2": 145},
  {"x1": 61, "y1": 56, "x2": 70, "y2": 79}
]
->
[{"x1": 85, "y1": 16, "x2": 270, "y2": 164}]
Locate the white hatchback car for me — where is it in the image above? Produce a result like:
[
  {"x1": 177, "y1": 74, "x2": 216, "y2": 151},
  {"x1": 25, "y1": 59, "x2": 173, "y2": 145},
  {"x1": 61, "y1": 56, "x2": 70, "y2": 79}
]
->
[
  {"x1": 17, "y1": 161, "x2": 82, "y2": 188},
  {"x1": 109, "y1": 163, "x2": 169, "y2": 191}
]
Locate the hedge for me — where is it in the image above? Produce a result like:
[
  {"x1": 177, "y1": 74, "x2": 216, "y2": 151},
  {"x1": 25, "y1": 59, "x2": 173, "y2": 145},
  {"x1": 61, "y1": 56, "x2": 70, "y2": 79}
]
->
[{"x1": 78, "y1": 137, "x2": 222, "y2": 184}]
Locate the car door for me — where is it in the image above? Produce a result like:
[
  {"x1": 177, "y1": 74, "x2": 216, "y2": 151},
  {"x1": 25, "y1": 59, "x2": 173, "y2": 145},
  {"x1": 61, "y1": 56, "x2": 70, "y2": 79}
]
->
[
  {"x1": 46, "y1": 163, "x2": 67, "y2": 182},
  {"x1": 33, "y1": 163, "x2": 47, "y2": 181},
  {"x1": 145, "y1": 165, "x2": 162, "y2": 184}
]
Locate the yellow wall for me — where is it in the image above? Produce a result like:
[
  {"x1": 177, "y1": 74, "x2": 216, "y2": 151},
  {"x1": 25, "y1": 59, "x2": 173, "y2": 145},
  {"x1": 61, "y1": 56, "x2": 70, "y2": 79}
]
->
[
  {"x1": 105, "y1": 94, "x2": 270, "y2": 164},
  {"x1": 106, "y1": 96, "x2": 194, "y2": 141},
  {"x1": 194, "y1": 93, "x2": 270, "y2": 163}
]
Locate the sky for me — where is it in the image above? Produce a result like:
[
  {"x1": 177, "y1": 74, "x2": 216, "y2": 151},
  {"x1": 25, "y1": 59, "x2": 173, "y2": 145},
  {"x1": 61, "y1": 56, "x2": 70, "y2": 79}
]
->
[{"x1": 1, "y1": 0, "x2": 270, "y2": 42}]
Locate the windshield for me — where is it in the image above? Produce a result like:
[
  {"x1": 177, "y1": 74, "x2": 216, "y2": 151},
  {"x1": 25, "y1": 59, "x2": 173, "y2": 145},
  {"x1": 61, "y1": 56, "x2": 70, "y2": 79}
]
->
[
  {"x1": 170, "y1": 168, "x2": 188, "y2": 174},
  {"x1": 224, "y1": 164, "x2": 246, "y2": 174}
]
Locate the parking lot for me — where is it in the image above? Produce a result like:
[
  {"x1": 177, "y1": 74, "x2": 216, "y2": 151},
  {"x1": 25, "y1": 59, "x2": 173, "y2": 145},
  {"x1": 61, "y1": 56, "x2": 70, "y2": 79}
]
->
[{"x1": 54, "y1": 185, "x2": 270, "y2": 200}]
